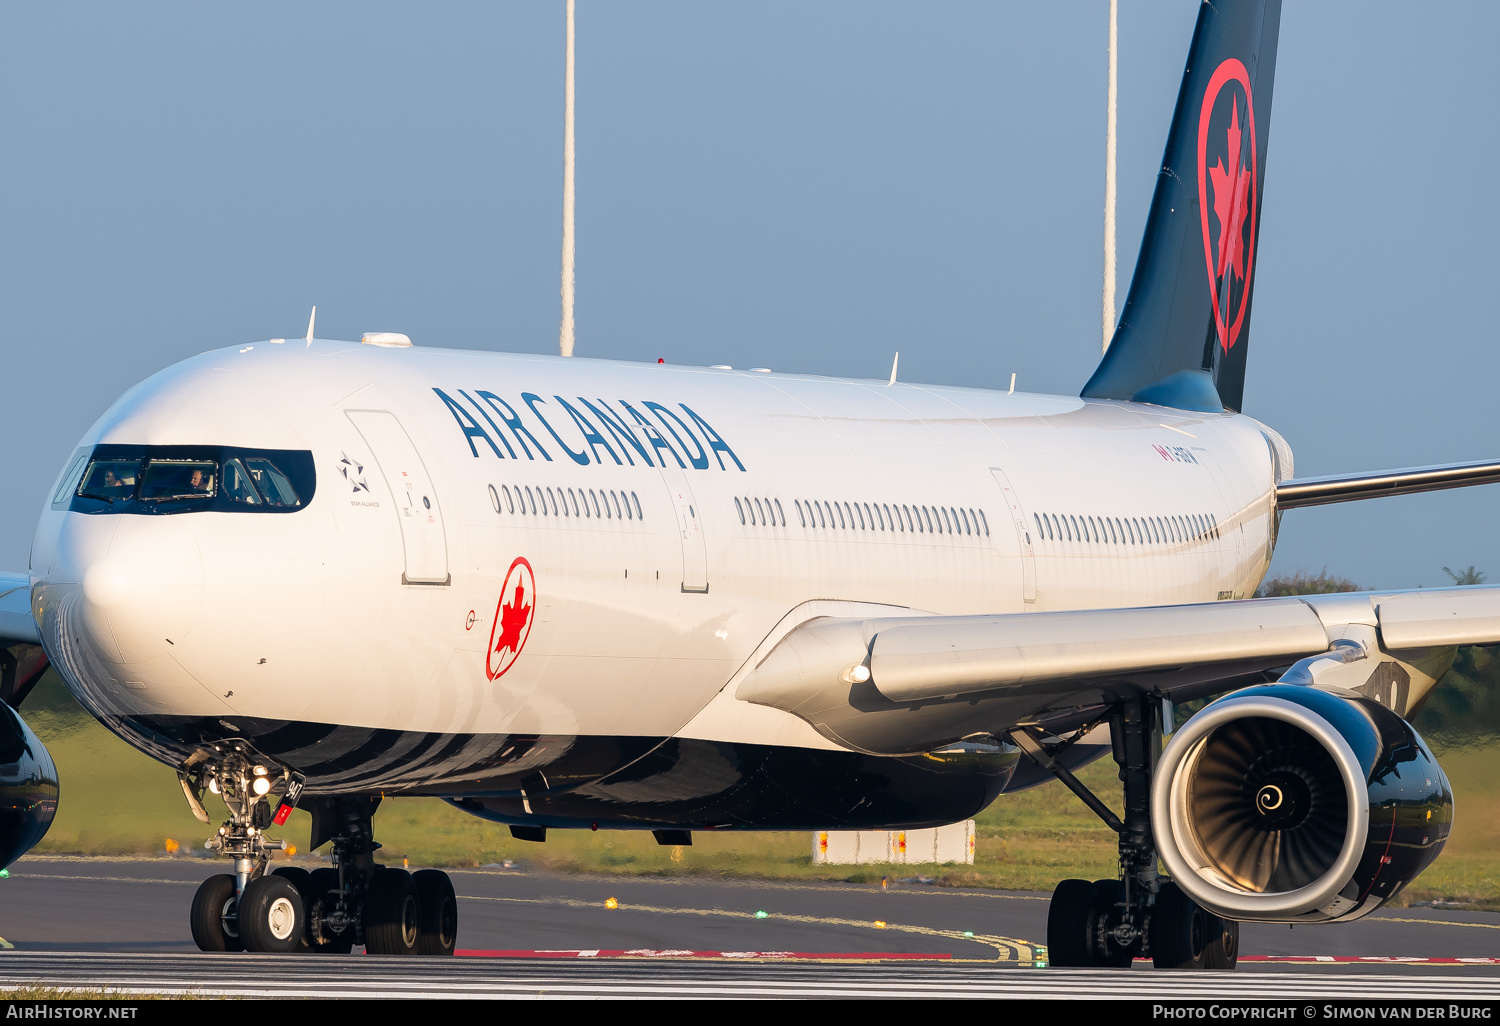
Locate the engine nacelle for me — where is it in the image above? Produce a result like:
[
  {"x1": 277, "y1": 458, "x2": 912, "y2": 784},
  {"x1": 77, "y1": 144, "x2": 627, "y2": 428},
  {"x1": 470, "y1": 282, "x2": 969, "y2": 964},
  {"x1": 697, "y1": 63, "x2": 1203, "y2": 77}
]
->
[
  {"x1": 0, "y1": 702, "x2": 58, "y2": 869},
  {"x1": 1153, "y1": 684, "x2": 1450, "y2": 923}
]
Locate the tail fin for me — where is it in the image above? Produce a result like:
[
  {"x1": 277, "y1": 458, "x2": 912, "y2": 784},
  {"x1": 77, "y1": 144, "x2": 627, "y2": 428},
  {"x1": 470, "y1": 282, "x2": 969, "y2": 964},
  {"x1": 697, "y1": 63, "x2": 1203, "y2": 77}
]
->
[{"x1": 1082, "y1": 0, "x2": 1282, "y2": 414}]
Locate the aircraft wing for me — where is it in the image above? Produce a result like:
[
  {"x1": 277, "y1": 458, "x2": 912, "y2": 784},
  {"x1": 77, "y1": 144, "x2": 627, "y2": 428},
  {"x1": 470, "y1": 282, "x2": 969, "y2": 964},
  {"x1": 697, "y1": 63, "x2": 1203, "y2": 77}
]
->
[
  {"x1": 736, "y1": 586, "x2": 1500, "y2": 756},
  {"x1": 1276, "y1": 458, "x2": 1500, "y2": 508},
  {"x1": 0, "y1": 571, "x2": 49, "y2": 708},
  {"x1": 0, "y1": 572, "x2": 36, "y2": 646}
]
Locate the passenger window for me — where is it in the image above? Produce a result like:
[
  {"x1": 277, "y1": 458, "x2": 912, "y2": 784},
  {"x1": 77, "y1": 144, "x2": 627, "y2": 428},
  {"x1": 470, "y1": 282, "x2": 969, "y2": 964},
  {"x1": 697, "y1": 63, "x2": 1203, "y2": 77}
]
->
[
  {"x1": 223, "y1": 458, "x2": 262, "y2": 505},
  {"x1": 774, "y1": 498, "x2": 785, "y2": 526},
  {"x1": 140, "y1": 460, "x2": 217, "y2": 501},
  {"x1": 632, "y1": 492, "x2": 642, "y2": 519},
  {"x1": 978, "y1": 509, "x2": 989, "y2": 536},
  {"x1": 753, "y1": 497, "x2": 765, "y2": 525},
  {"x1": 735, "y1": 497, "x2": 746, "y2": 525}
]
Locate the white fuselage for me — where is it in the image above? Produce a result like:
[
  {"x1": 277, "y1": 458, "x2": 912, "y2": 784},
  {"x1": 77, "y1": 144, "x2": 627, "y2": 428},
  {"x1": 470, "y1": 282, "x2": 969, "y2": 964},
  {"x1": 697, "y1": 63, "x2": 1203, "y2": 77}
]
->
[{"x1": 28, "y1": 340, "x2": 1283, "y2": 789}]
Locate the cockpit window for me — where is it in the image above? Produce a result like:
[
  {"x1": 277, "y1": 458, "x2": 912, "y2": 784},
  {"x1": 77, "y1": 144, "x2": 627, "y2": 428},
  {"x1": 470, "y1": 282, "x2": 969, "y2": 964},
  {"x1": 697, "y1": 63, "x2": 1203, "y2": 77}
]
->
[
  {"x1": 243, "y1": 458, "x2": 301, "y2": 507},
  {"x1": 78, "y1": 460, "x2": 142, "y2": 502},
  {"x1": 221, "y1": 458, "x2": 261, "y2": 505},
  {"x1": 139, "y1": 460, "x2": 217, "y2": 501},
  {"x1": 64, "y1": 445, "x2": 314, "y2": 515}
]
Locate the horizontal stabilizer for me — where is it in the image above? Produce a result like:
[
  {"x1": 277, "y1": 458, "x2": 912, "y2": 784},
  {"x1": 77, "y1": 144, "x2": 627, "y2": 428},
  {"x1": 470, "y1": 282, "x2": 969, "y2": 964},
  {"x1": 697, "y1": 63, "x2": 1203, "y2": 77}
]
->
[{"x1": 1276, "y1": 459, "x2": 1500, "y2": 509}]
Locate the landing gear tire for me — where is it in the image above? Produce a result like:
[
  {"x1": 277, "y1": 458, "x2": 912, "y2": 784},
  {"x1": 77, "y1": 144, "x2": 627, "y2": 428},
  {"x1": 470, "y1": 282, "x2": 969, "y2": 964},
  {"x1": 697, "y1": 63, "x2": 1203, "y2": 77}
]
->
[
  {"x1": 239, "y1": 874, "x2": 306, "y2": 954},
  {"x1": 307, "y1": 867, "x2": 354, "y2": 954},
  {"x1": 190, "y1": 874, "x2": 244, "y2": 953},
  {"x1": 1090, "y1": 879, "x2": 1139, "y2": 968},
  {"x1": 1151, "y1": 880, "x2": 1237, "y2": 970},
  {"x1": 364, "y1": 867, "x2": 420, "y2": 956},
  {"x1": 413, "y1": 870, "x2": 458, "y2": 956},
  {"x1": 1046, "y1": 878, "x2": 1134, "y2": 967},
  {"x1": 272, "y1": 867, "x2": 314, "y2": 952}
]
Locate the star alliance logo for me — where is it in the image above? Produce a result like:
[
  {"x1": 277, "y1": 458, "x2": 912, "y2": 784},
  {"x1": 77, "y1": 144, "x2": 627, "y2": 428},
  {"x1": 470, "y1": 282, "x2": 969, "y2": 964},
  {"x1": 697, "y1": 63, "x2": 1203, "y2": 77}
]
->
[{"x1": 338, "y1": 452, "x2": 370, "y2": 493}]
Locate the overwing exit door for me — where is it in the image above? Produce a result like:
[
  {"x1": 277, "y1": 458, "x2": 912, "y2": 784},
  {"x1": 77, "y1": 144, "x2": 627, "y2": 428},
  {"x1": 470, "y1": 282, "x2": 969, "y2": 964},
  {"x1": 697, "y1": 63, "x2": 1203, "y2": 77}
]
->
[
  {"x1": 990, "y1": 467, "x2": 1037, "y2": 604},
  {"x1": 657, "y1": 460, "x2": 708, "y2": 593},
  {"x1": 347, "y1": 410, "x2": 450, "y2": 585}
]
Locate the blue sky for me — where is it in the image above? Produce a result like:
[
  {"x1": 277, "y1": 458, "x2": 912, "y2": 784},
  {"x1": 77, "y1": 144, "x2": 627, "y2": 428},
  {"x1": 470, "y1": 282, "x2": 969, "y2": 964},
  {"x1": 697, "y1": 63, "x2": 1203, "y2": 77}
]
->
[{"x1": 1, "y1": 2, "x2": 1496, "y2": 589}]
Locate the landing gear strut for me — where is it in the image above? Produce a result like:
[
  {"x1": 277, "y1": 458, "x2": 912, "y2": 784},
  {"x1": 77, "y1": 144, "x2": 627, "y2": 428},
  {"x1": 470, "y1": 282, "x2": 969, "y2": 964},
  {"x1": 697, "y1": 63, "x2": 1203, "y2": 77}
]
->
[
  {"x1": 1012, "y1": 694, "x2": 1238, "y2": 970},
  {"x1": 181, "y1": 749, "x2": 457, "y2": 956}
]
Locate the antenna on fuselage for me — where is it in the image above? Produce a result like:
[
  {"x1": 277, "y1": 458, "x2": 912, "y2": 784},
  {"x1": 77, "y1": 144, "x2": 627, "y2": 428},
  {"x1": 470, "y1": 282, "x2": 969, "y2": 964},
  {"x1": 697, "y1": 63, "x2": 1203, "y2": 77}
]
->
[
  {"x1": 1101, "y1": 0, "x2": 1118, "y2": 354},
  {"x1": 305, "y1": 306, "x2": 316, "y2": 347},
  {"x1": 558, "y1": 0, "x2": 577, "y2": 357},
  {"x1": 887, "y1": 351, "x2": 899, "y2": 386}
]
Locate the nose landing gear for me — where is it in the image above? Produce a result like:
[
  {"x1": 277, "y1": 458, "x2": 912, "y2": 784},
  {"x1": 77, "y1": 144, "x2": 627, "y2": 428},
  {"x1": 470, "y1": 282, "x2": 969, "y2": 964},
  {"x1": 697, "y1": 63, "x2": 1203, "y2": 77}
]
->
[
  {"x1": 180, "y1": 751, "x2": 457, "y2": 956},
  {"x1": 1013, "y1": 695, "x2": 1239, "y2": 971}
]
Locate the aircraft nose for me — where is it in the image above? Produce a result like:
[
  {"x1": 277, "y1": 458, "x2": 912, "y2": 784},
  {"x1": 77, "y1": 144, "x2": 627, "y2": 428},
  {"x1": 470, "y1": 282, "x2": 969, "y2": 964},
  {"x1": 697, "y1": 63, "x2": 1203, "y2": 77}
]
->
[
  {"x1": 36, "y1": 514, "x2": 205, "y2": 707},
  {"x1": 81, "y1": 517, "x2": 204, "y2": 662}
]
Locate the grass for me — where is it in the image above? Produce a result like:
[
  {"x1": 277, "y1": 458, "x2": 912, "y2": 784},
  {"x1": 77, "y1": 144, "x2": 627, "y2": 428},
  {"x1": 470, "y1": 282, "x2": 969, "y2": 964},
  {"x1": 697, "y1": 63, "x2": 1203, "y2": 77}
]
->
[{"x1": 22, "y1": 672, "x2": 1500, "y2": 902}]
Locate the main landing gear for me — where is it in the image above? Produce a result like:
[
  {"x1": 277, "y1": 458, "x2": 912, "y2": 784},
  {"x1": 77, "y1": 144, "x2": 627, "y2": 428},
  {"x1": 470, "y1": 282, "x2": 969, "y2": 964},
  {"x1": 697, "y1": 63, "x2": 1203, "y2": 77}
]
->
[
  {"x1": 1011, "y1": 694, "x2": 1238, "y2": 970},
  {"x1": 180, "y1": 748, "x2": 457, "y2": 955}
]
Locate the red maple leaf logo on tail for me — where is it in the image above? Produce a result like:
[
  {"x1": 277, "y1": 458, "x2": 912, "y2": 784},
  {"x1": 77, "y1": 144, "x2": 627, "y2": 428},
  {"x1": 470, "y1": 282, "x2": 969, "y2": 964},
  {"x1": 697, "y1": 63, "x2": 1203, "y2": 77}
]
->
[
  {"x1": 494, "y1": 582, "x2": 532, "y2": 657},
  {"x1": 1209, "y1": 100, "x2": 1253, "y2": 287}
]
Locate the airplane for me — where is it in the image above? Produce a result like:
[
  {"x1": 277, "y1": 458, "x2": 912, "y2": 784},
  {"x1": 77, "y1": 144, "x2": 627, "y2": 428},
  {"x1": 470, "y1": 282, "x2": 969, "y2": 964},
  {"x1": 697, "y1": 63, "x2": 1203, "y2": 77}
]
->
[{"x1": 3, "y1": 0, "x2": 1500, "y2": 968}]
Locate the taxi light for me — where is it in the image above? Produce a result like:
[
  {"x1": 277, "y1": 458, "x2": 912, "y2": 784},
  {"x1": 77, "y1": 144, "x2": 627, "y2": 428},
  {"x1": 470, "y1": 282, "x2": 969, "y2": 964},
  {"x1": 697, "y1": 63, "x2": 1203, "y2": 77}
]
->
[
  {"x1": 252, "y1": 777, "x2": 271, "y2": 796},
  {"x1": 253, "y1": 765, "x2": 268, "y2": 776},
  {"x1": 207, "y1": 777, "x2": 220, "y2": 795}
]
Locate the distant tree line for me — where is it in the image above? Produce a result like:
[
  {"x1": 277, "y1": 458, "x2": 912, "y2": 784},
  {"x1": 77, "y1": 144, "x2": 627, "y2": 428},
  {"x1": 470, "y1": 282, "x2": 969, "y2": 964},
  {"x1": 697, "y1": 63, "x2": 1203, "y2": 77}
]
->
[{"x1": 1256, "y1": 567, "x2": 1500, "y2": 739}]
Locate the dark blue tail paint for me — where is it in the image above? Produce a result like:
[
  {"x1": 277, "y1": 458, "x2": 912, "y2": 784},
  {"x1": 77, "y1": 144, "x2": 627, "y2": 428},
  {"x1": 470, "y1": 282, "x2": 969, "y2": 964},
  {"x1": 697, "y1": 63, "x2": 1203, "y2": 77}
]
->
[{"x1": 1083, "y1": 0, "x2": 1282, "y2": 414}]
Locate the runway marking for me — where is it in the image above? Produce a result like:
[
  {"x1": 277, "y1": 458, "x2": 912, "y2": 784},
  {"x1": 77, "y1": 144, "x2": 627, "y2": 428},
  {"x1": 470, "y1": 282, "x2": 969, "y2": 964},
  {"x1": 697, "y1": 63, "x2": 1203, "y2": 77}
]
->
[
  {"x1": 1370, "y1": 916, "x2": 1500, "y2": 930},
  {"x1": 6, "y1": 873, "x2": 196, "y2": 887},
  {"x1": 456, "y1": 892, "x2": 1038, "y2": 963},
  {"x1": 456, "y1": 949, "x2": 954, "y2": 960},
  {"x1": 1238, "y1": 956, "x2": 1500, "y2": 965},
  {"x1": 450, "y1": 869, "x2": 1051, "y2": 902}
]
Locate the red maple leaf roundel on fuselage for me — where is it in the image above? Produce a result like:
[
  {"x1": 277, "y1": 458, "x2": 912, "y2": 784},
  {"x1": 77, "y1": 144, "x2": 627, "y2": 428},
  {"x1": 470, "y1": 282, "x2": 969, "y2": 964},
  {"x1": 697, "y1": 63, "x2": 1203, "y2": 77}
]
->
[
  {"x1": 1197, "y1": 58, "x2": 1259, "y2": 354},
  {"x1": 486, "y1": 557, "x2": 536, "y2": 681}
]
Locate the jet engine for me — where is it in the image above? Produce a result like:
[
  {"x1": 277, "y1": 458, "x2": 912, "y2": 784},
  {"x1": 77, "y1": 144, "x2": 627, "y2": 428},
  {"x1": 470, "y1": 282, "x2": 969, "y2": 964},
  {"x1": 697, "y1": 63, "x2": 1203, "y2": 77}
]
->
[
  {"x1": 0, "y1": 701, "x2": 57, "y2": 869},
  {"x1": 1153, "y1": 684, "x2": 1450, "y2": 923}
]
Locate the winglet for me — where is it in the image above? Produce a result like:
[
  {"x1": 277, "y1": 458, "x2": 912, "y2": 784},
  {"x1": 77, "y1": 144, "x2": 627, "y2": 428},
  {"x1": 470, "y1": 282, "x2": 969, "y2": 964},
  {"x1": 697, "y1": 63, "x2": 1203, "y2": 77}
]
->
[
  {"x1": 887, "y1": 352, "x2": 899, "y2": 387},
  {"x1": 305, "y1": 306, "x2": 316, "y2": 347}
]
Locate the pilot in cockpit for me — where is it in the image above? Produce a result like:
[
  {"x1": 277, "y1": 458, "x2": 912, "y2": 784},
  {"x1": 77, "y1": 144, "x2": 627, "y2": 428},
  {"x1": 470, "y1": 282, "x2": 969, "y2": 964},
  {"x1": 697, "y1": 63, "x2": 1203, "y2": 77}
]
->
[{"x1": 101, "y1": 469, "x2": 130, "y2": 497}]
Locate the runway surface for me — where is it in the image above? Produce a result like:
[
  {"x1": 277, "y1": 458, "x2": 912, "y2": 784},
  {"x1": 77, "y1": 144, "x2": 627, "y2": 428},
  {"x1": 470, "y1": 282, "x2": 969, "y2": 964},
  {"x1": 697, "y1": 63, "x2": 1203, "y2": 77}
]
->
[
  {"x1": 3, "y1": 857, "x2": 1500, "y2": 997},
  {"x1": 6, "y1": 953, "x2": 1500, "y2": 999}
]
